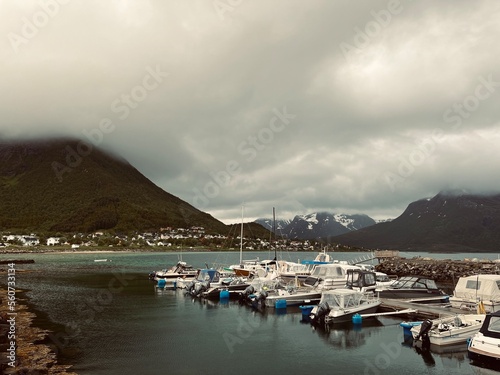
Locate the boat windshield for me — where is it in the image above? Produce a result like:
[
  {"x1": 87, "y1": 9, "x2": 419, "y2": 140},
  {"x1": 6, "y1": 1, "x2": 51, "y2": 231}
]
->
[
  {"x1": 376, "y1": 273, "x2": 391, "y2": 282},
  {"x1": 196, "y1": 270, "x2": 219, "y2": 283},
  {"x1": 311, "y1": 266, "x2": 345, "y2": 278},
  {"x1": 390, "y1": 277, "x2": 437, "y2": 290},
  {"x1": 487, "y1": 316, "x2": 500, "y2": 334}
]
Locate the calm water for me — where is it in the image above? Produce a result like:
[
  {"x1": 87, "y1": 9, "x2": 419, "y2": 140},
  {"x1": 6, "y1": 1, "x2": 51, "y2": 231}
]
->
[{"x1": 2, "y1": 250, "x2": 500, "y2": 374}]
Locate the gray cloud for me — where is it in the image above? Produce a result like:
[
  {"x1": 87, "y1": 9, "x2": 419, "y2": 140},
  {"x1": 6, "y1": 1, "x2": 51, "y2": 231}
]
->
[{"x1": 2, "y1": 0, "x2": 500, "y2": 224}]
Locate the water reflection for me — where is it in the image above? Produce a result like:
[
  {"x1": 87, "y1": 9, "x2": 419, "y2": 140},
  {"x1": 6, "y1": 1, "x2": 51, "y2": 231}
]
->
[
  {"x1": 311, "y1": 319, "x2": 384, "y2": 350},
  {"x1": 408, "y1": 335, "x2": 471, "y2": 371}
]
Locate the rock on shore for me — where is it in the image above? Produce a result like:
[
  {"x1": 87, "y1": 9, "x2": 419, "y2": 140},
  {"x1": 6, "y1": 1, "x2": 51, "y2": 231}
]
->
[
  {"x1": 375, "y1": 257, "x2": 500, "y2": 284},
  {"x1": 0, "y1": 288, "x2": 77, "y2": 375}
]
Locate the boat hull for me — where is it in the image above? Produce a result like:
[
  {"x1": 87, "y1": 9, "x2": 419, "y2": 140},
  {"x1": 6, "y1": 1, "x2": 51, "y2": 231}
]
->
[
  {"x1": 233, "y1": 268, "x2": 253, "y2": 277},
  {"x1": 326, "y1": 302, "x2": 381, "y2": 324},
  {"x1": 264, "y1": 292, "x2": 322, "y2": 308},
  {"x1": 202, "y1": 284, "x2": 250, "y2": 300},
  {"x1": 377, "y1": 290, "x2": 449, "y2": 304},
  {"x1": 468, "y1": 338, "x2": 500, "y2": 365}
]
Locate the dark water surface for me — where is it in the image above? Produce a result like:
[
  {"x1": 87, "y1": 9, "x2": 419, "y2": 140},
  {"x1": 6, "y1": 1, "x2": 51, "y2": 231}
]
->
[{"x1": 3, "y1": 251, "x2": 500, "y2": 374}]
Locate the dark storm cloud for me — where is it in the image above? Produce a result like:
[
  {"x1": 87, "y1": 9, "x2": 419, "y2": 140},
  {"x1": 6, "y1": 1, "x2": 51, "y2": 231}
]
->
[{"x1": 1, "y1": 0, "x2": 499, "y2": 223}]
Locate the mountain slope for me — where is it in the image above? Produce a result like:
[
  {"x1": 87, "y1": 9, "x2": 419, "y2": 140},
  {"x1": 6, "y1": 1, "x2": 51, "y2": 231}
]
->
[
  {"x1": 331, "y1": 191, "x2": 500, "y2": 252},
  {"x1": 0, "y1": 138, "x2": 228, "y2": 233}
]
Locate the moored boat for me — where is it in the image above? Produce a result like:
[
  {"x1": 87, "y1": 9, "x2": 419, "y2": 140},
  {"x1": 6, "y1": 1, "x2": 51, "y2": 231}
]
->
[
  {"x1": 468, "y1": 310, "x2": 500, "y2": 366},
  {"x1": 375, "y1": 276, "x2": 449, "y2": 304},
  {"x1": 449, "y1": 274, "x2": 500, "y2": 313},
  {"x1": 411, "y1": 314, "x2": 485, "y2": 346},
  {"x1": 309, "y1": 289, "x2": 381, "y2": 325},
  {"x1": 150, "y1": 261, "x2": 198, "y2": 282}
]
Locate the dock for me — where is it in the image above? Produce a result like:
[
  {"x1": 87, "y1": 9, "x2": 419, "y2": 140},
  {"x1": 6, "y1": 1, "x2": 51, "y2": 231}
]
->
[{"x1": 379, "y1": 298, "x2": 474, "y2": 319}]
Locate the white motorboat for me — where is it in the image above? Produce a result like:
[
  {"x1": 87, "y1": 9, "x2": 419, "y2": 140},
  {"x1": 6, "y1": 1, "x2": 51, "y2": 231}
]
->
[
  {"x1": 309, "y1": 289, "x2": 381, "y2": 325},
  {"x1": 181, "y1": 268, "x2": 249, "y2": 299},
  {"x1": 303, "y1": 263, "x2": 361, "y2": 289},
  {"x1": 262, "y1": 268, "x2": 376, "y2": 309},
  {"x1": 468, "y1": 310, "x2": 500, "y2": 366},
  {"x1": 150, "y1": 261, "x2": 198, "y2": 282},
  {"x1": 411, "y1": 314, "x2": 485, "y2": 346},
  {"x1": 449, "y1": 274, "x2": 500, "y2": 313}
]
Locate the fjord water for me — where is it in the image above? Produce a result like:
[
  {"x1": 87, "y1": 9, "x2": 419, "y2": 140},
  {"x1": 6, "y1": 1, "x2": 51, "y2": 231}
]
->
[{"x1": 3, "y1": 251, "x2": 498, "y2": 374}]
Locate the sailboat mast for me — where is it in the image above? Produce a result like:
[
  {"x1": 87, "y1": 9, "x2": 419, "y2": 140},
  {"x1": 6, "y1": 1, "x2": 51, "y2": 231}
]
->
[
  {"x1": 273, "y1": 207, "x2": 277, "y2": 260},
  {"x1": 240, "y1": 205, "x2": 244, "y2": 264}
]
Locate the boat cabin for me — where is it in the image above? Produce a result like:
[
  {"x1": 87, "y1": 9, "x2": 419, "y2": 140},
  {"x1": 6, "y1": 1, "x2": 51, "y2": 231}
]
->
[
  {"x1": 345, "y1": 269, "x2": 376, "y2": 292},
  {"x1": 303, "y1": 264, "x2": 359, "y2": 287}
]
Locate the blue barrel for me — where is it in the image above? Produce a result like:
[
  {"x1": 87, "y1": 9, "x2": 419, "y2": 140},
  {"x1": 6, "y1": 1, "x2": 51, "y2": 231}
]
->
[
  {"x1": 352, "y1": 313, "x2": 362, "y2": 324},
  {"x1": 157, "y1": 279, "x2": 166, "y2": 288},
  {"x1": 275, "y1": 299, "x2": 287, "y2": 309},
  {"x1": 220, "y1": 290, "x2": 230, "y2": 300},
  {"x1": 299, "y1": 305, "x2": 314, "y2": 317}
]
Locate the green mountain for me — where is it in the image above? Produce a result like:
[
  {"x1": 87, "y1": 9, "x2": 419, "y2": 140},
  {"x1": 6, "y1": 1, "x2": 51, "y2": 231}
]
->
[
  {"x1": 331, "y1": 191, "x2": 500, "y2": 252},
  {"x1": 0, "y1": 138, "x2": 229, "y2": 234}
]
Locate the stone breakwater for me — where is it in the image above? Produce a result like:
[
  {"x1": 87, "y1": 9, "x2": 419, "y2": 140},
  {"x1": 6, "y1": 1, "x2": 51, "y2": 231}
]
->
[{"x1": 375, "y1": 257, "x2": 500, "y2": 284}]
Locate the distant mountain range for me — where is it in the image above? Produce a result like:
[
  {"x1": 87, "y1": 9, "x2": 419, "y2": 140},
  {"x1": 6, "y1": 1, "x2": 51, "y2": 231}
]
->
[
  {"x1": 255, "y1": 212, "x2": 376, "y2": 240},
  {"x1": 331, "y1": 191, "x2": 500, "y2": 252}
]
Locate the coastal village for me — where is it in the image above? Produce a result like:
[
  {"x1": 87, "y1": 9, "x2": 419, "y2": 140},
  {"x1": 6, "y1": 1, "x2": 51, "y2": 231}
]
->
[{"x1": 0, "y1": 227, "x2": 338, "y2": 252}]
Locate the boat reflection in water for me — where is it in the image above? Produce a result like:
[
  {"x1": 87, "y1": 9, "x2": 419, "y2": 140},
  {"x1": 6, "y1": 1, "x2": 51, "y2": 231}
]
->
[{"x1": 311, "y1": 318, "x2": 384, "y2": 350}]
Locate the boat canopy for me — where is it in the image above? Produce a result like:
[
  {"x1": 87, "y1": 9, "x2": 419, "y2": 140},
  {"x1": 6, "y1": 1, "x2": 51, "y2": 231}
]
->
[
  {"x1": 320, "y1": 289, "x2": 363, "y2": 309},
  {"x1": 453, "y1": 275, "x2": 500, "y2": 303},
  {"x1": 196, "y1": 269, "x2": 220, "y2": 283},
  {"x1": 390, "y1": 276, "x2": 438, "y2": 290},
  {"x1": 479, "y1": 310, "x2": 500, "y2": 339}
]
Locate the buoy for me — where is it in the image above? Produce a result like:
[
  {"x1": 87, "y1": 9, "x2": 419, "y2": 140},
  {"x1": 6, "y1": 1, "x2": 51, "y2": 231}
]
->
[
  {"x1": 352, "y1": 313, "x2": 362, "y2": 324},
  {"x1": 275, "y1": 299, "x2": 287, "y2": 309},
  {"x1": 157, "y1": 279, "x2": 166, "y2": 288},
  {"x1": 220, "y1": 290, "x2": 230, "y2": 300},
  {"x1": 299, "y1": 305, "x2": 314, "y2": 318}
]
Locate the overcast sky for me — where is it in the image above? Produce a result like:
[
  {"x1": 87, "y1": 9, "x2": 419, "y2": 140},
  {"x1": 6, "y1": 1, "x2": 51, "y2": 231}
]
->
[{"x1": 1, "y1": 0, "x2": 500, "y2": 224}]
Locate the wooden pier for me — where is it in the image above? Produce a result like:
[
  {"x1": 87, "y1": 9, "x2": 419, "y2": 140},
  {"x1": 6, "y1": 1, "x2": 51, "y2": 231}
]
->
[{"x1": 379, "y1": 298, "x2": 474, "y2": 320}]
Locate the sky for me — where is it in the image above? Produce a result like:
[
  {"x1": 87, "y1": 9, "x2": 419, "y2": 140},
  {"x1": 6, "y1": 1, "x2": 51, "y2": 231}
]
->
[{"x1": 1, "y1": 0, "x2": 500, "y2": 224}]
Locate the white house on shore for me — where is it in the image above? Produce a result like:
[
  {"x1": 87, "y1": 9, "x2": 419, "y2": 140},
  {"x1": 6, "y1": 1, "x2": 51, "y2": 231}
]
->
[{"x1": 47, "y1": 237, "x2": 60, "y2": 246}]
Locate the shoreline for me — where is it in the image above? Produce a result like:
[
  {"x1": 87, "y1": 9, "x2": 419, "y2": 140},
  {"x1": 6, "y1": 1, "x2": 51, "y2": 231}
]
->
[{"x1": 0, "y1": 287, "x2": 77, "y2": 374}]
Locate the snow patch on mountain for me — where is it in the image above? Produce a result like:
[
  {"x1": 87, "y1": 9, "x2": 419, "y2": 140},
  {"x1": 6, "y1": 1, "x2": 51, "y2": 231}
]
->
[{"x1": 334, "y1": 214, "x2": 354, "y2": 230}]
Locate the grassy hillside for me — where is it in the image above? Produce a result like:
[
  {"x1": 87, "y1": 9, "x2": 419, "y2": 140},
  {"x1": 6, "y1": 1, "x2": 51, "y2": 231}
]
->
[{"x1": 0, "y1": 138, "x2": 228, "y2": 234}]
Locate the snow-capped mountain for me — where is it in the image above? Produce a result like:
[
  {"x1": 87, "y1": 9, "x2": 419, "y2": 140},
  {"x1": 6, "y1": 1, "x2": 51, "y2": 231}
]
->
[
  {"x1": 255, "y1": 212, "x2": 376, "y2": 240},
  {"x1": 254, "y1": 218, "x2": 292, "y2": 233}
]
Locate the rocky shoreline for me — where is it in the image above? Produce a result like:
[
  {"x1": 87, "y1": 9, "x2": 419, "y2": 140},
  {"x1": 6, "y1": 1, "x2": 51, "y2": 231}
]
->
[
  {"x1": 0, "y1": 287, "x2": 77, "y2": 375},
  {"x1": 375, "y1": 256, "x2": 500, "y2": 284}
]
